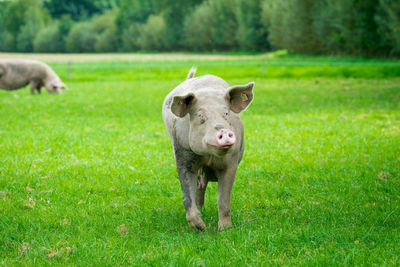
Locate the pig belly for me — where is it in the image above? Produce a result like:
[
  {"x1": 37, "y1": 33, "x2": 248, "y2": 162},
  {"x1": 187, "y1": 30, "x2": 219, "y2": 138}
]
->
[{"x1": 0, "y1": 76, "x2": 29, "y2": 90}]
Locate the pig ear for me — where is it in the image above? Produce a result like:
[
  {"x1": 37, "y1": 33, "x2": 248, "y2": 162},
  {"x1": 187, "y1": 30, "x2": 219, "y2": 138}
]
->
[
  {"x1": 226, "y1": 82, "x2": 254, "y2": 113},
  {"x1": 171, "y1": 93, "x2": 196, "y2": 117}
]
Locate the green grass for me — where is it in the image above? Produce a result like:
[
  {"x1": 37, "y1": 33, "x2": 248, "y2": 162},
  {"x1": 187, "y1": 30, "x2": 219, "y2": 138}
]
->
[{"x1": 0, "y1": 54, "x2": 399, "y2": 265}]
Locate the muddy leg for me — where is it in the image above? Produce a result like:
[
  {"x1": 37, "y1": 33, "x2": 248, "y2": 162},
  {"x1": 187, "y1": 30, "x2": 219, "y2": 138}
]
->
[
  {"x1": 173, "y1": 144, "x2": 205, "y2": 231},
  {"x1": 177, "y1": 167, "x2": 205, "y2": 231}
]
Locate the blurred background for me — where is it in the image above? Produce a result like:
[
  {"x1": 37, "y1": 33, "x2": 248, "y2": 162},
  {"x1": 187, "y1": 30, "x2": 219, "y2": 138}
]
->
[{"x1": 0, "y1": 0, "x2": 399, "y2": 56}]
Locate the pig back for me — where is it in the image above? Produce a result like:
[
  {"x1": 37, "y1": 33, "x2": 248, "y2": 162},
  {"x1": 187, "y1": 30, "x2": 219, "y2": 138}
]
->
[{"x1": 0, "y1": 61, "x2": 30, "y2": 90}]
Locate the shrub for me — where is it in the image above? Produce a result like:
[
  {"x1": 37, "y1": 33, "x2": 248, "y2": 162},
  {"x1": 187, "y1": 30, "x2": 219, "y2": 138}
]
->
[
  {"x1": 0, "y1": 32, "x2": 15, "y2": 52},
  {"x1": 183, "y1": 3, "x2": 215, "y2": 51},
  {"x1": 66, "y1": 10, "x2": 118, "y2": 52},
  {"x1": 116, "y1": 0, "x2": 153, "y2": 30},
  {"x1": 16, "y1": 7, "x2": 47, "y2": 52},
  {"x1": 95, "y1": 28, "x2": 119, "y2": 52},
  {"x1": 236, "y1": 0, "x2": 268, "y2": 51},
  {"x1": 261, "y1": 0, "x2": 321, "y2": 54},
  {"x1": 184, "y1": 0, "x2": 239, "y2": 51},
  {"x1": 313, "y1": 0, "x2": 385, "y2": 55},
  {"x1": 122, "y1": 24, "x2": 141, "y2": 51},
  {"x1": 376, "y1": 0, "x2": 400, "y2": 55},
  {"x1": 261, "y1": 0, "x2": 396, "y2": 56},
  {"x1": 4, "y1": 1, "x2": 51, "y2": 52},
  {"x1": 209, "y1": 0, "x2": 239, "y2": 50},
  {"x1": 136, "y1": 14, "x2": 169, "y2": 51},
  {"x1": 58, "y1": 15, "x2": 75, "y2": 51},
  {"x1": 66, "y1": 22, "x2": 97, "y2": 52},
  {"x1": 33, "y1": 24, "x2": 61, "y2": 52}
]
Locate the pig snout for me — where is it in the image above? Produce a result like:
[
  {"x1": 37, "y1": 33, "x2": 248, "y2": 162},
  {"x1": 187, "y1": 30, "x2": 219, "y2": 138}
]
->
[{"x1": 216, "y1": 129, "x2": 236, "y2": 149}]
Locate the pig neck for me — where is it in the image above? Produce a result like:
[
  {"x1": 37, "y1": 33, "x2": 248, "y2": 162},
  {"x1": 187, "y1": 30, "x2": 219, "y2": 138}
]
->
[
  {"x1": 43, "y1": 66, "x2": 59, "y2": 84},
  {"x1": 201, "y1": 153, "x2": 233, "y2": 171}
]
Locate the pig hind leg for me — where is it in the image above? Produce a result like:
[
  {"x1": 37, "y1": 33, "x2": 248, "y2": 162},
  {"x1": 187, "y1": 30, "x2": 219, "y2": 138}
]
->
[
  {"x1": 196, "y1": 166, "x2": 217, "y2": 208},
  {"x1": 196, "y1": 168, "x2": 208, "y2": 209}
]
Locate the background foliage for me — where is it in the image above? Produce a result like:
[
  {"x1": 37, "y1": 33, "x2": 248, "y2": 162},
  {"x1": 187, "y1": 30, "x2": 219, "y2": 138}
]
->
[{"x1": 0, "y1": 0, "x2": 399, "y2": 55}]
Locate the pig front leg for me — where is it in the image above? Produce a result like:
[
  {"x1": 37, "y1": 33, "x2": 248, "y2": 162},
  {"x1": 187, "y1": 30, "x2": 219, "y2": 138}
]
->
[
  {"x1": 217, "y1": 166, "x2": 238, "y2": 230},
  {"x1": 177, "y1": 167, "x2": 206, "y2": 231},
  {"x1": 29, "y1": 81, "x2": 41, "y2": 95},
  {"x1": 174, "y1": 147, "x2": 205, "y2": 231}
]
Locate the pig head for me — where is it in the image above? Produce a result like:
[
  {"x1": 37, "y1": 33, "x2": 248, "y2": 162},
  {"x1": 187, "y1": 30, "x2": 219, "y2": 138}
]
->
[{"x1": 162, "y1": 68, "x2": 254, "y2": 230}]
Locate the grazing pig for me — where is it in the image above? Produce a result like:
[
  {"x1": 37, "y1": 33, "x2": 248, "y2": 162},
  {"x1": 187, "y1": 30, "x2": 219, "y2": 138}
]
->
[
  {"x1": 0, "y1": 59, "x2": 67, "y2": 94},
  {"x1": 162, "y1": 68, "x2": 254, "y2": 230}
]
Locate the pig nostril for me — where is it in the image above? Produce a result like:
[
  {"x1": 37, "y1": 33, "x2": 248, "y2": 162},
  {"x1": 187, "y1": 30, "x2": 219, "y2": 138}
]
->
[
  {"x1": 228, "y1": 132, "x2": 233, "y2": 138},
  {"x1": 218, "y1": 135, "x2": 223, "y2": 139}
]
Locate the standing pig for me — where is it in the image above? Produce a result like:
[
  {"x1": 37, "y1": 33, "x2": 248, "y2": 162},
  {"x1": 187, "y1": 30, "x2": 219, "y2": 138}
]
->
[
  {"x1": 162, "y1": 68, "x2": 254, "y2": 230},
  {"x1": 0, "y1": 59, "x2": 67, "y2": 94}
]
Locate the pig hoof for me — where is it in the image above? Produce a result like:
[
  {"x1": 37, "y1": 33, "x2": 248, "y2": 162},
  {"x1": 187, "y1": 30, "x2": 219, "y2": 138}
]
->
[
  {"x1": 218, "y1": 221, "x2": 232, "y2": 231},
  {"x1": 196, "y1": 222, "x2": 206, "y2": 231},
  {"x1": 187, "y1": 215, "x2": 206, "y2": 231}
]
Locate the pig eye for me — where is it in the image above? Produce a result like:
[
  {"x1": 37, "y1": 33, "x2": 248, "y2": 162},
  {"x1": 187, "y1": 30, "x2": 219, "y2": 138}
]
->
[
  {"x1": 223, "y1": 111, "x2": 229, "y2": 119},
  {"x1": 197, "y1": 113, "x2": 207, "y2": 124}
]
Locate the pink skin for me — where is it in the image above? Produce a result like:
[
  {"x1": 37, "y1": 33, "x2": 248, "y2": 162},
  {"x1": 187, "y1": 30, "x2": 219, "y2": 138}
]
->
[{"x1": 216, "y1": 129, "x2": 236, "y2": 149}]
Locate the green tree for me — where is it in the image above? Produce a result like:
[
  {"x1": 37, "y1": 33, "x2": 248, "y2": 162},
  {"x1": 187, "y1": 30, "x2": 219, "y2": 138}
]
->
[
  {"x1": 44, "y1": 0, "x2": 119, "y2": 21},
  {"x1": 236, "y1": 0, "x2": 268, "y2": 51},
  {"x1": 150, "y1": 0, "x2": 203, "y2": 49},
  {"x1": 376, "y1": 0, "x2": 400, "y2": 55},
  {"x1": 33, "y1": 24, "x2": 61, "y2": 52},
  {"x1": 57, "y1": 15, "x2": 75, "y2": 52},
  {"x1": 184, "y1": 0, "x2": 238, "y2": 51},
  {"x1": 261, "y1": 0, "x2": 321, "y2": 53},
  {"x1": 209, "y1": 0, "x2": 239, "y2": 50},
  {"x1": 2, "y1": 0, "x2": 35, "y2": 50},
  {"x1": 3, "y1": 0, "x2": 31, "y2": 37},
  {"x1": 66, "y1": 10, "x2": 118, "y2": 52},
  {"x1": 116, "y1": 0, "x2": 153, "y2": 51},
  {"x1": 16, "y1": 6, "x2": 50, "y2": 52},
  {"x1": 116, "y1": 0, "x2": 153, "y2": 29},
  {"x1": 33, "y1": 14, "x2": 75, "y2": 53},
  {"x1": 0, "y1": 4, "x2": 6, "y2": 51},
  {"x1": 66, "y1": 22, "x2": 97, "y2": 52},
  {"x1": 136, "y1": 14, "x2": 169, "y2": 50},
  {"x1": 183, "y1": 3, "x2": 215, "y2": 51},
  {"x1": 121, "y1": 24, "x2": 141, "y2": 51},
  {"x1": 1, "y1": 0, "x2": 50, "y2": 52},
  {"x1": 96, "y1": 28, "x2": 119, "y2": 52},
  {"x1": 92, "y1": 10, "x2": 119, "y2": 52}
]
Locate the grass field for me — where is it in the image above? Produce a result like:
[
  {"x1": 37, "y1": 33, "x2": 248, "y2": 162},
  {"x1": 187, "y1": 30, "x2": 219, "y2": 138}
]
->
[{"x1": 0, "y1": 53, "x2": 400, "y2": 265}]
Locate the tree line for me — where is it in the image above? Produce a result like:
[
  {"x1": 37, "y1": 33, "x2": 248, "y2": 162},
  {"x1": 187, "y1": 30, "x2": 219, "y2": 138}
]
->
[{"x1": 0, "y1": 0, "x2": 399, "y2": 56}]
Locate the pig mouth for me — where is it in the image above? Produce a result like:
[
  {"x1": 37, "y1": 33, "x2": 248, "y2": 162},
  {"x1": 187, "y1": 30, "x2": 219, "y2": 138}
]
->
[
  {"x1": 219, "y1": 144, "x2": 233, "y2": 150},
  {"x1": 206, "y1": 143, "x2": 233, "y2": 152}
]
